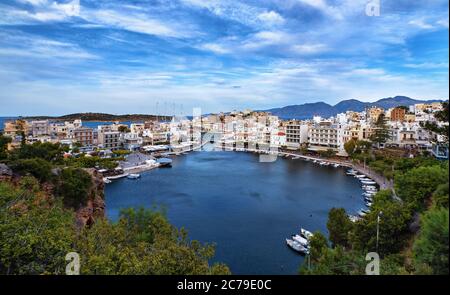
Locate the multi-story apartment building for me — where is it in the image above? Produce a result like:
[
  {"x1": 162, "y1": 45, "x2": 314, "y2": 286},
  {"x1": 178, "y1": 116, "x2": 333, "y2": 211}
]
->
[
  {"x1": 31, "y1": 120, "x2": 49, "y2": 137},
  {"x1": 130, "y1": 123, "x2": 145, "y2": 136},
  {"x1": 308, "y1": 121, "x2": 339, "y2": 151},
  {"x1": 367, "y1": 107, "x2": 384, "y2": 123},
  {"x1": 73, "y1": 127, "x2": 94, "y2": 147},
  {"x1": 98, "y1": 131, "x2": 121, "y2": 150},
  {"x1": 285, "y1": 120, "x2": 309, "y2": 149},
  {"x1": 390, "y1": 107, "x2": 406, "y2": 122}
]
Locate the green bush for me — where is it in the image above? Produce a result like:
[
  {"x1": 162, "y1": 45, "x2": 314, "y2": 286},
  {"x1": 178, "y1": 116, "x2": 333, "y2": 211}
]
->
[
  {"x1": 413, "y1": 207, "x2": 449, "y2": 275},
  {"x1": 57, "y1": 168, "x2": 93, "y2": 209},
  {"x1": 10, "y1": 158, "x2": 53, "y2": 182}
]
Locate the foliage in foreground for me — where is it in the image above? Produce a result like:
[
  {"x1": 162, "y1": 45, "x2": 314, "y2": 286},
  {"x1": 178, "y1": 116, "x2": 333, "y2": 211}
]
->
[{"x1": 0, "y1": 179, "x2": 230, "y2": 275}]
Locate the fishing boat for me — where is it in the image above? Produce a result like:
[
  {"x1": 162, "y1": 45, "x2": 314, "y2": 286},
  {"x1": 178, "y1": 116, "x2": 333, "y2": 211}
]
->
[
  {"x1": 127, "y1": 174, "x2": 141, "y2": 179},
  {"x1": 300, "y1": 228, "x2": 314, "y2": 239},
  {"x1": 286, "y1": 239, "x2": 309, "y2": 255}
]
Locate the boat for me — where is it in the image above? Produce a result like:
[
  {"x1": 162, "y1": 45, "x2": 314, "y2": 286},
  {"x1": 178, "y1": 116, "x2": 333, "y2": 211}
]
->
[
  {"x1": 103, "y1": 178, "x2": 112, "y2": 184},
  {"x1": 365, "y1": 201, "x2": 373, "y2": 207},
  {"x1": 364, "y1": 196, "x2": 374, "y2": 202},
  {"x1": 300, "y1": 228, "x2": 314, "y2": 239},
  {"x1": 347, "y1": 169, "x2": 358, "y2": 174},
  {"x1": 286, "y1": 239, "x2": 309, "y2": 255},
  {"x1": 333, "y1": 163, "x2": 340, "y2": 168},
  {"x1": 127, "y1": 174, "x2": 141, "y2": 179},
  {"x1": 156, "y1": 157, "x2": 173, "y2": 167},
  {"x1": 292, "y1": 234, "x2": 309, "y2": 246},
  {"x1": 361, "y1": 180, "x2": 377, "y2": 185},
  {"x1": 355, "y1": 174, "x2": 367, "y2": 178},
  {"x1": 358, "y1": 208, "x2": 370, "y2": 217},
  {"x1": 319, "y1": 161, "x2": 329, "y2": 166}
]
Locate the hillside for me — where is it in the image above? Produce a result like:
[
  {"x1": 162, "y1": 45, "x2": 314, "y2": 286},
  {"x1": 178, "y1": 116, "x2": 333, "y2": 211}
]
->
[
  {"x1": 23, "y1": 113, "x2": 173, "y2": 122},
  {"x1": 265, "y1": 96, "x2": 444, "y2": 119}
]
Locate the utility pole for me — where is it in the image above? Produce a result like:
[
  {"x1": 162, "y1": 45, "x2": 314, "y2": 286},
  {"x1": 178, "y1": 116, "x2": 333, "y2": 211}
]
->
[{"x1": 376, "y1": 211, "x2": 383, "y2": 253}]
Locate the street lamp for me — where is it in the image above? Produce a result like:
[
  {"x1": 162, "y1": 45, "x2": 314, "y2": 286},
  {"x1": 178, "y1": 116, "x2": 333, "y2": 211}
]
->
[{"x1": 376, "y1": 211, "x2": 383, "y2": 253}]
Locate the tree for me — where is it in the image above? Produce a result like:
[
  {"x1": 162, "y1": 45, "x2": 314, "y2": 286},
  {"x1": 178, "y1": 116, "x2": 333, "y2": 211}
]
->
[
  {"x1": 118, "y1": 125, "x2": 130, "y2": 133},
  {"x1": 0, "y1": 134, "x2": 11, "y2": 160},
  {"x1": 56, "y1": 168, "x2": 93, "y2": 209},
  {"x1": 300, "y1": 247, "x2": 366, "y2": 275},
  {"x1": 327, "y1": 208, "x2": 352, "y2": 248},
  {"x1": 344, "y1": 139, "x2": 356, "y2": 156},
  {"x1": 413, "y1": 207, "x2": 449, "y2": 275},
  {"x1": 10, "y1": 158, "x2": 53, "y2": 182},
  {"x1": 0, "y1": 180, "x2": 76, "y2": 275},
  {"x1": 395, "y1": 165, "x2": 448, "y2": 211},
  {"x1": 308, "y1": 231, "x2": 328, "y2": 262},
  {"x1": 12, "y1": 142, "x2": 66, "y2": 163},
  {"x1": 74, "y1": 208, "x2": 231, "y2": 275},
  {"x1": 350, "y1": 190, "x2": 412, "y2": 256},
  {"x1": 370, "y1": 114, "x2": 391, "y2": 147}
]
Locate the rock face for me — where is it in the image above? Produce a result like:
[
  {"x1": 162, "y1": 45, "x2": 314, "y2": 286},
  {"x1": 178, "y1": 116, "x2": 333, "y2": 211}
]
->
[
  {"x1": 0, "y1": 163, "x2": 13, "y2": 180},
  {"x1": 75, "y1": 169, "x2": 106, "y2": 229}
]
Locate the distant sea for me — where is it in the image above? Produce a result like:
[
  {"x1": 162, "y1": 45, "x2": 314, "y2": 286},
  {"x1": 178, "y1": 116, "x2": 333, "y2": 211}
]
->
[
  {"x1": 0, "y1": 117, "x2": 17, "y2": 132},
  {"x1": 0, "y1": 117, "x2": 139, "y2": 132}
]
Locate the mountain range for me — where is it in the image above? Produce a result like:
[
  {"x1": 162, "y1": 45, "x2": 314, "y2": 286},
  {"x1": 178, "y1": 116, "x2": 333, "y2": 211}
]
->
[{"x1": 264, "y1": 96, "x2": 444, "y2": 120}]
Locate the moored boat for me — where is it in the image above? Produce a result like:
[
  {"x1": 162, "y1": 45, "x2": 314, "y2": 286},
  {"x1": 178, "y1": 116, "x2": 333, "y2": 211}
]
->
[
  {"x1": 292, "y1": 234, "x2": 309, "y2": 246},
  {"x1": 300, "y1": 228, "x2": 314, "y2": 239},
  {"x1": 286, "y1": 239, "x2": 309, "y2": 255},
  {"x1": 127, "y1": 173, "x2": 141, "y2": 179}
]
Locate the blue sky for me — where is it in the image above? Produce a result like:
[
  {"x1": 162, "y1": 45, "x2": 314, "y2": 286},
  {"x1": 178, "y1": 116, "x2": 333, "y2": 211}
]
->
[{"x1": 0, "y1": 0, "x2": 448, "y2": 116}]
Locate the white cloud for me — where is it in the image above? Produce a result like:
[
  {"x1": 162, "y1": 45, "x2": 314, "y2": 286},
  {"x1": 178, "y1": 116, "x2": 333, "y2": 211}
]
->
[
  {"x1": 408, "y1": 19, "x2": 434, "y2": 30},
  {"x1": 291, "y1": 43, "x2": 327, "y2": 54},
  {"x1": 404, "y1": 62, "x2": 449, "y2": 69},
  {"x1": 436, "y1": 18, "x2": 449, "y2": 28},
  {"x1": 257, "y1": 11, "x2": 285, "y2": 25},
  {"x1": 296, "y1": 0, "x2": 344, "y2": 20},
  {"x1": 200, "y1": 43, "x2": 230, "y2": 54}
]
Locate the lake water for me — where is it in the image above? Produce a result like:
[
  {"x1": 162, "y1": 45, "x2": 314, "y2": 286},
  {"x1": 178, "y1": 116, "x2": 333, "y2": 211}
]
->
[{"x1": 105, "y1": 149, "x2": 365, "y2": 274}]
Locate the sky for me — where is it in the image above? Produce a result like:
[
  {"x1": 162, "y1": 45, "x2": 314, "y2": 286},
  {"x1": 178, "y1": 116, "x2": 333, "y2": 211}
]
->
[{"x1": 0, "y1": 0, "x2": 448, "y2": 116}]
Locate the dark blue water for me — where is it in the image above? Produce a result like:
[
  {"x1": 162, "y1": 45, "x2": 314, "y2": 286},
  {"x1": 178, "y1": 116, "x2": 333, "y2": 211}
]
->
[
  {"x1": 105, "y1": 150, "x2": 365, "y2": 274},
  {"x1": 0, "y1": 117, "x2": 18, "y2": 132}
]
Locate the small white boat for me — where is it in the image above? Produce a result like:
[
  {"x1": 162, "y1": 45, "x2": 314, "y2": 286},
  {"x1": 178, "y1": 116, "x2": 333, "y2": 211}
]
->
[
  {"x1": 127, "y1": 174, "x2": 141, "y2": 179},
  {"x1": 333, "y1": 163, "x2": 340, "y2": 168},
  {"x1": 366, "y1": 201, "x2": 373, "y2": 207},
  {"x1": 347, "y1": 169, "x2": 358, "y2": 174},
  {"x1": 286, "y1": 239, "x2": 309, "y2": 255},
  {"x1": 361, "y1": 180, "x2": 377, "y2": 185},
  {"x1": 103, "y1": 178, "x2": 112, "y2": 184},
  {"x1": 292, "y1": 234, "x2": 309, "y2": 246},
  {"x1": 300, "y1": 228, "x2": 314, "y2": 239},
  {"x1": 355, "y1": 174, "x2": 367, "y2": 178}
]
